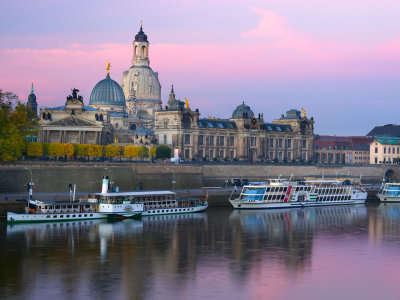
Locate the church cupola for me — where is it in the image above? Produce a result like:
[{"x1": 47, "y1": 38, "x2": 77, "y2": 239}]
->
[
  {"x1": 132, "y1": 21, "x2": 150, "y2": 67},
  {"x1": 27, "y1": 81, "x2": 38, "y2": 117}
]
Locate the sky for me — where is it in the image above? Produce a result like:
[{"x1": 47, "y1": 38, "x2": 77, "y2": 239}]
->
[{"x1": 1, "y1": 0, "x2": 400, "y2": 135}]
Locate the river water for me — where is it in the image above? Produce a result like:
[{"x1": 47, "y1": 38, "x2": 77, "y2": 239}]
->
[{"x1": 1, "y1": 201, "x2": 400, "y2": 300}]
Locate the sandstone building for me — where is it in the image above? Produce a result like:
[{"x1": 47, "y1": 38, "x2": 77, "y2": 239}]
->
[{"x1": 154, "y1": 87, "x2": 314, "y2": 162}]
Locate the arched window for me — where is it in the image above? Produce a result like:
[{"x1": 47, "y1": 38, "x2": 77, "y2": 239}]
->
[
  {"x1": 183, "y1": 118, "x2": 191, "y2": 129},
  {"x1": 130, "y1": 124, "x2": 137, "y2": 131},
  {"x1": 115, "y1": 123, "x2": 119, "y2": 128},
  {"x1": 134, "y1": 46, "x2": 137, "y2": 56},
  {"x1": 141, "y1": 45, "x2": 147, "y2": 57}
]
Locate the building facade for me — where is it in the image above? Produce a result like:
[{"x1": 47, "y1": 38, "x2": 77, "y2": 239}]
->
[
  {"x1": 370, "y1": 137, "x2": 400, "y2": 164},
  {"x1": 314, "y1": 136, "x2": 373, "y2": 164},
  {"x1": 154, "y1": 88, "x2": 314, "y2": 162}
]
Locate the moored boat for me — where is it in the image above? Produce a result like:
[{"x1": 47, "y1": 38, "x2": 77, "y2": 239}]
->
[
  {"x1": 376, "y1": 181, "x2": 400, "y2": 202},
  {"x1": 229, "y1": 178, "x2": 367, "y2": 209}
]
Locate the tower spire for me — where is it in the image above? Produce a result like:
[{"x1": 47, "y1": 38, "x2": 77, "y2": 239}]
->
[{"x1": 31, "y1": 81, "x2": 34, "y2": 94}]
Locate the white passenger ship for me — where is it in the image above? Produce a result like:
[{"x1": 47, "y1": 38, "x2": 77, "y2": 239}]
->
[
  {"x1": 7, "y1": 177, "x2": 143, "y2": 224},
  {"x1": 376, "y1": 181, "x2": 400, "y2": 202},
  {"x1": 89, "y1": 191, "x2": 208, "y2": 216},
  {"x1": 229, "y1": 178, "x2": 367, "y2": 209}
]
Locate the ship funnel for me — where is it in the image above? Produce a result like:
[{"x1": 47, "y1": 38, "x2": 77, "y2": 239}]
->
[{"x1": 101, "y1": 176, "x2": 109, "y2": 194}]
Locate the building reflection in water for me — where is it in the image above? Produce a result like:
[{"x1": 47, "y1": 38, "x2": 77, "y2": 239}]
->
[{"x1": 3, "y1": 204, "x2": 398, "y2": 299}]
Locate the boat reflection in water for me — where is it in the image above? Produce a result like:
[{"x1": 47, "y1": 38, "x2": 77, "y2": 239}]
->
[{"x1": 4, "y1": 204, "x2": 400, "y2": 300}]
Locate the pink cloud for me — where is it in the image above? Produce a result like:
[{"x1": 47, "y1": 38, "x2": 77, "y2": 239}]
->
[{"x1": 1, "y1": 7, "x2": 400, "y2": 108}]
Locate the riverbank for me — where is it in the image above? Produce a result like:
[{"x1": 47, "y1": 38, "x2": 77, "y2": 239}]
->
[{"x1": 0, "y1": 162, "x2": 394, "y2": 193}]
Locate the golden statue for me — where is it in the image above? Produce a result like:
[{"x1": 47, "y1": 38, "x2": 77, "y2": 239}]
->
[
  {"x1": 185, "y1": 97, "x2": 190, "y2": 109},
  {"x1": 302, "y1": 107, "x2": 306, "y2": 118},
  {"x1": 106, "y1": 61, "x2": 111, "y2": 76}
]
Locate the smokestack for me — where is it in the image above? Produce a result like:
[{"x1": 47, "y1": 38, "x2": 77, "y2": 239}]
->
[{"x1": 101, "y1": 176, "x2": 109, "y2": 194}]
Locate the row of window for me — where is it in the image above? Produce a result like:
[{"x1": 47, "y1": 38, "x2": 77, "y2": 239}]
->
[
  {"x1": 376, "y1": 147, "x2": 400, "y2": 154},
  {"x1": 186, "y1": 135, "x2": 236, "y2": 146}
]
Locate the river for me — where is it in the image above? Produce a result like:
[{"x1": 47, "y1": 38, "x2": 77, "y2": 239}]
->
[{"x1": 1, "y1": 201, "x2": 400, "y2": 299}]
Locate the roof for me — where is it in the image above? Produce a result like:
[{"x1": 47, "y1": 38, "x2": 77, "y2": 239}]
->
[
  {"x1": 95, "y1": 191, "x2": 175, "y2": 197},
  {"x1": 261, "y1": 123, "x2": 292, "y2": 132},
  {"x1": 89, "y1": 75, "x2": 126, "y2": 107},
  {"x1": 373, "y1": 137, "x2": 400, "y2": 145},
  {"x1": 367, "y1": 124, "x2": 400, "y2": 138},
  {"x1": 314, "y1": 135, "x2": 351, "y2": 143},
  {"x1": 46, "y1": 105, "x2": 99, "y2": 112},
  {"x1": 198, "y1": 119, "x2": 237, "y2": 130},
  {"x1": 231, "y1": 102, "x2": 254, "y2": 119},
  {"x1": 135, "y1": 25, "x2": 148, "y2": 42},
  {"x1": 133, "y1": 126, "x2": 154, "y2": 136}
]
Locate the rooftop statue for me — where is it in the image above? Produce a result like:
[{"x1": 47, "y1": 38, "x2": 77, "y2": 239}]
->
[
  {"x1": 185, "y1": 97, "x2": 190, "y2": 109},
  {"x1": 106, "y1": 61, "x2": 111, "y2": 76},
  {"x1": 302, "y1": 107, "x2": 306, "y2": 118}
]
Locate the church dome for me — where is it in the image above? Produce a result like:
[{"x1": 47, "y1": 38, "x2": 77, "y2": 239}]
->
[
  {"x1": 120, "y1": 66, "x2": 161, "y2": 101},
  {"x1": 89, "y1": 75, "x2": 126, "y2": 107},
  {"x1": 135, "y1": 26, "x2": 148, "y2": 42},
  {"x1": 232, "y1": 102, "x2": 254, "y2": 119}
]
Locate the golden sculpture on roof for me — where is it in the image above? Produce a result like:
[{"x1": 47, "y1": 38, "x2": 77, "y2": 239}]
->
[
  {"x1": 106, "y1": 61, "x2": 111, "y2": 76},
  {"x1": 185, "y1": 97, "x2": 190, "y2": 109},
  {"x1": 302, "y1": 107, "x2": 306, "y2": 118}
]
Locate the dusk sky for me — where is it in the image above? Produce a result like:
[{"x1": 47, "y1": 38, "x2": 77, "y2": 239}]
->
[{"x1": 1, "y1": 0, "x2": 400, "y2": 135}]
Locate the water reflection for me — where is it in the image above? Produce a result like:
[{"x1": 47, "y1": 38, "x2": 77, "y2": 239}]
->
[{"x1": 2, "y1": 204, "x2": 400, "y2": 299}]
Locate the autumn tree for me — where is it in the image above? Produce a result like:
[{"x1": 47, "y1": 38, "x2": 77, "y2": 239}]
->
[
  {"x1": 123, "y1": 145, "x2": 138, "y2": 160},
  {"x1": 27, "y1": 142, "x2": 43, "y2": 158},
  {"x1": 0, "y1": 89, "x2": 38, "y2": 162},
  {"x1": 88, "y1": 145, "x2": 102, "y2": 159},
  {"x1": 48, "y1": 143, "x2": 64, "y2": 158},
  {"x1": 63, "y1": 143, "x2": 74, "y2": 158},
  {"x1": 149, "y1": 146, "x2": 157, "y2": 158},
  {"x1": 138, "y1": 145, "x2": 149, "y2": 159},
  {"x1": 42, "y1": 143, "x2": 50, "y2": 156},
  {"x1": 105, "y1": 145, "x2": 120, "y2": 159}
]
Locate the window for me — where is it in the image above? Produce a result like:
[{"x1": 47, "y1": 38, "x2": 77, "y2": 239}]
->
[
  {"x1": 286, "y1": 139, "x2": 292, "y2": 148},
  {"x1": 115, "y1": 123, "x2": 119, "y2": 128},
  {"x1": 164, "y1": 122, "x2": 168, "y2": 129},
  {"x1": 199, "y1": 150, "x2": 203, "y2": 157},
  {"x1": 229, "y1": 136, "x2": 235, "y2": 146},
  {"x1": 302, "y1": 139, "x2": 307, "y2": 149},
  {"x1": 184, "y1": 134, "x2": 190, "y2": 145},
  {"x1": 375, "y1": 148, "x2": 378, "y2": 153},
  {"x1": 269, "y1": 151, "x2": 274, "y2": 159},
  {"x1": 183, "y1": 118, "x2": 191, "y2": 129},
  {"x1": 287, "y1": 152, "x2": 291, "y2": 161},
  {"x1": 250, "y1": 137, "x2": 257, "y2": 147},
  {"x1": 389, "y1": 148, "x2": 391, "y2": 154},
  {"x1": 278, "y1": 152, "x2": 282, "y2": 160},
  {"x1": 219, "y1": 150, "x2": 224, "y2": 158},
  {"x1": 164, "y1": 135, "x2": 167, "y2": 144},
  {"x1": 328, "y1": 145, "x2": 332, "y2": 149},
  {"x1": 210, "y1": 150, "x2": 214, "y2": 158},
  {"x1": 230, "y1": 150, "x2": 234, "y2": 159},
  {"x1": 198, "y1": 135, "x2": 204, "y2": 145},
  {"x1": 278, "y1": 139, "x2": 282, "y2": 148},
  {"x1": 219, "y1": 136, "x2": 225, "y2": 146},
  {"x1": 375, "y1": 157, "x2": 378, "y2": 163},
  {"x1": 185, "y1": 149, "x2": 190, "y2": 158},
  {"x1": 269, "y1": 138, "x2": 274, "y2": 147},
  {"x1": 384, "y1": 147, "x2": 386, "y2": 154},
  {"x1": 209, "y1": 136, "x2": 214, "y2": 146}
]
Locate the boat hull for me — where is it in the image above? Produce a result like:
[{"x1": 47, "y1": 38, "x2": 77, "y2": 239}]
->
[
  {"x1": 229, "y1": 199, "x2": 363, "y2": 209},
  {"x1": 7, "y1": 212, "x2": 106, "y2": 224},
  {"x1": 141, "y1": 204, "x2": 208, "y2": 216},
  {"x1": 376, "y1": 194, "x2": 400, "y2": 203}
]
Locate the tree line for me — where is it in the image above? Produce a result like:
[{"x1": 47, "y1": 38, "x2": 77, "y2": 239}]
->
[{"x1": 26, "y1": 142, "x2": 172, "y2": 161}]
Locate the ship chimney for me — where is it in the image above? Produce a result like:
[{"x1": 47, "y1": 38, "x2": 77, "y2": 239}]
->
[{"x1": 101, "y1": 176, "x2": 109, "y2": 194}]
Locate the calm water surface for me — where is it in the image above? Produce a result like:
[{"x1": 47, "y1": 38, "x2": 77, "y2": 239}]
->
[{"x1": 1, "y1": 202, "x2": 400, "y2": 300}]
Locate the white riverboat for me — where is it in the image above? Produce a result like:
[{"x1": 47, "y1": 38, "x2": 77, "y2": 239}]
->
[
  {"x1": 7, "y1": 177, "x2": 144, "y2": 224},
  {"x1": 229, "y1": 178, "x2": 367, "y2": 209},
  {"x1": 376, "y1": 181, "x2": 400, "y2": 202},
  {"x1": 89, "y1": 191, "x2": 208, "y2": 216}
]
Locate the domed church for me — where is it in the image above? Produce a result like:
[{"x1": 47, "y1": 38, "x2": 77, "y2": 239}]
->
[{"x1": 120, "y1": 23, "x2": 162, "y2": 123}]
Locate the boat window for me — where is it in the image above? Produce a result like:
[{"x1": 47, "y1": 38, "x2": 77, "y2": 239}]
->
[
  {"x1": 66, "y1": 215, "x2": 70, "y2": 217},
  {"x1": 73, "y1": 215, "x2": 76, "y2": 217},
  {"x1": 53, "y1": 215, "x2": 57, "y2": 218},
  {"x1": 90, "y1": 214, "x2": 93, "y2": 217},
  {"x1": 46, "y1": 215, "x2": 50, "y2": 218},
  {"x1": 84, "y1": 214, "x2": 87, "y2": 217},
  {"x1": 60, "y1": 215, "x2": 64, "y2": 218}
]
